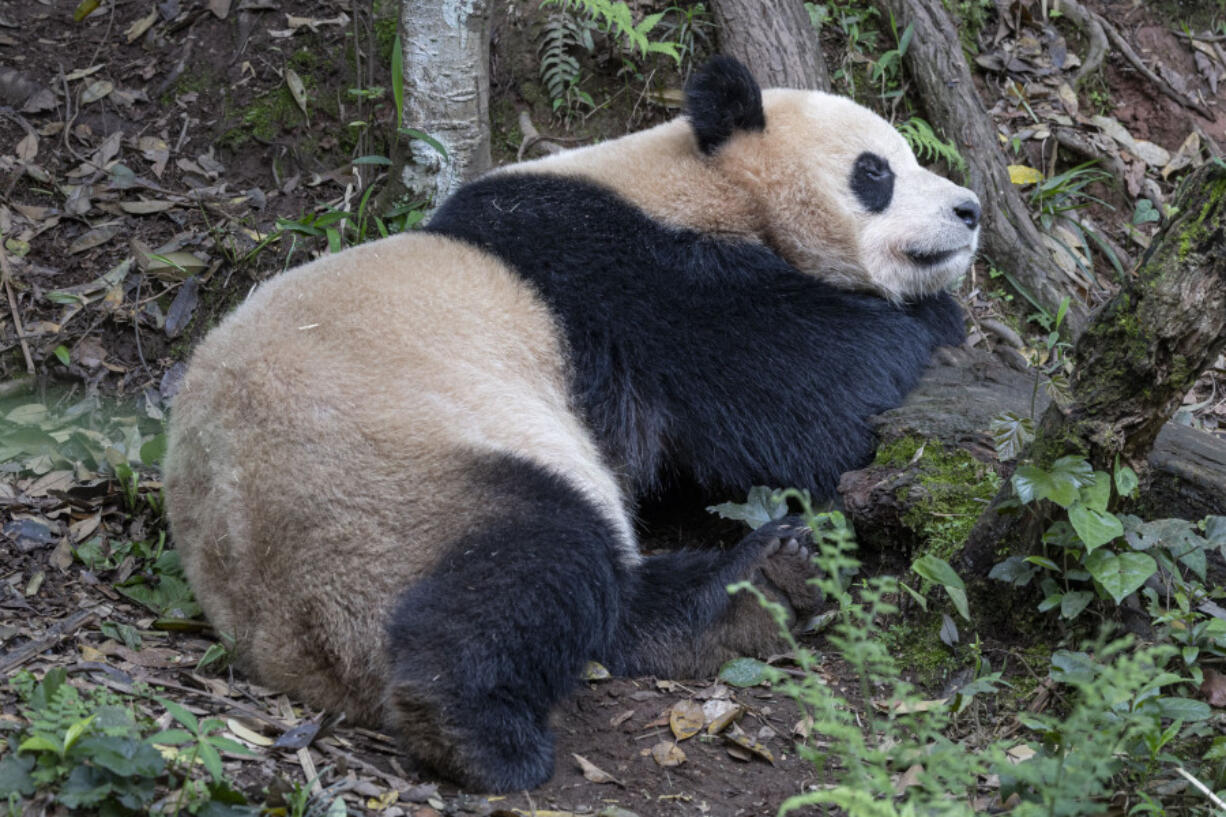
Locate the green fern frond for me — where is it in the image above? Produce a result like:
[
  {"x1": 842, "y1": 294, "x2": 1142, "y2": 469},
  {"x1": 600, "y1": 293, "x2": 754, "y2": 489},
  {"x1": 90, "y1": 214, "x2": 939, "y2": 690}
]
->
[{"x1": 897, "y1": 116, "x2": 966, "y2": 173}]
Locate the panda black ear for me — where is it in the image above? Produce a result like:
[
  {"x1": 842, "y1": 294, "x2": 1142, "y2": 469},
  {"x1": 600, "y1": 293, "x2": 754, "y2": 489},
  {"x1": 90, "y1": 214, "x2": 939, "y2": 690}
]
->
[{"x1": 684, "y1": 56, "x2": 765, "y2": 155}]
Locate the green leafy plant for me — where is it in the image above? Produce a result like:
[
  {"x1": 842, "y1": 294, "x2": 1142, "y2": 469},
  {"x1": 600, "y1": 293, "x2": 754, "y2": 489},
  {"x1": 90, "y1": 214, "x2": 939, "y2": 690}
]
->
[
  {"x1": 537, "y1": 8, "x2": 598, "y2": 119},
  {"x1": 541, "y1": 0, "x2": 681, "y2": 61},
  {"x1": 536, "y1": 0, "x2": 686, "y2": 120},
  {"x1": 987, "y1": 444, "x2": 1226, "y2": 682},
  {"x1": 0, "y1": 668, "x2": 262, "y2": 815},
  {"x1": 870, "y1": 15, "x2": 913, "y2": 100},
  {"x1": 733, "y1": 496, "x2": 1223, "y2": 815},
  {"x1": 807, "y1": 0, "x2": 882, "y2": 96}
]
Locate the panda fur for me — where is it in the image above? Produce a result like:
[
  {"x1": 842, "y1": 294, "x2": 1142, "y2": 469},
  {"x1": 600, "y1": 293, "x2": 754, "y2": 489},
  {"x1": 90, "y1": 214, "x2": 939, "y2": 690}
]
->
[{"x1": 164, "y1": 57, "x2": 979, "y2": 793}]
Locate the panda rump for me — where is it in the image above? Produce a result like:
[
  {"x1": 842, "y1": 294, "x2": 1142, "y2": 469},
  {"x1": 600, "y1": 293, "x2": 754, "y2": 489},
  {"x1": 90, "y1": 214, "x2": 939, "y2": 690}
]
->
[{"x1": 164, "y1": 57, "x2": 973, "y2": 793}]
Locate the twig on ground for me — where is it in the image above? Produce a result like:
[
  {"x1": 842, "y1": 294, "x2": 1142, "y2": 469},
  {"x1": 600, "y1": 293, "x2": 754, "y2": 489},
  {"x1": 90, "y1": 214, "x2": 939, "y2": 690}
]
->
[
  {"x1": 0, "y1": 609, "x2": 97, "y2": 674},
  {"x1": 315, "y1": 741, "x2": 412, "y2": 791},
  {"x1": 1175, "y1": 766, "x2": 1226, "y2": 810},
  {"x1": 1, "y1": 240, "x2": 35, "y2": 375},
  {"x1": 1050, "y1": 126, "x2": 1128, "y2": 179}
]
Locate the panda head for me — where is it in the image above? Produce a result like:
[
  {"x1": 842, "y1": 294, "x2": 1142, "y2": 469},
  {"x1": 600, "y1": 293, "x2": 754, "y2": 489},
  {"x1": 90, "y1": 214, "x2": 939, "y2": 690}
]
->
[{"x1": 685, "y1": 57, "x2": 980, "y2": 302}]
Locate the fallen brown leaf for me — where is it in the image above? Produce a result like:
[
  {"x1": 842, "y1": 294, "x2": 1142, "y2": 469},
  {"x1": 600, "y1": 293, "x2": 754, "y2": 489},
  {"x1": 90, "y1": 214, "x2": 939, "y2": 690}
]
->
[
  {"x1": 650, "y1": 741, "x2": 685, "y2": 768},
  {"x1": 1200, "y1": 668, "x2": 1226, "y2": 707},
  {"x1": 572, "y1": 752, "x2": 623, "y2": 785},
  {"x1": 668, "y1": 699, "x2": 704, "y2": 741}
]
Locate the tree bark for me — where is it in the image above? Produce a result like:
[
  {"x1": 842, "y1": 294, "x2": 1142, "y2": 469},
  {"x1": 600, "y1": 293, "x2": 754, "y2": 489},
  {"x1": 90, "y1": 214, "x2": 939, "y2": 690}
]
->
[
  {"x1": 710, "y1": 0, "x2": 830, "y2": 91},
  {"x1": 398, "y1": 0, "x2": 492, "y2": 209},
  {"x1": 876, "y1": 0, "x2": 1092, "y2": 336},
  {"x1": 958, "y1": 160, "x2": 1226, "y2": 578}
]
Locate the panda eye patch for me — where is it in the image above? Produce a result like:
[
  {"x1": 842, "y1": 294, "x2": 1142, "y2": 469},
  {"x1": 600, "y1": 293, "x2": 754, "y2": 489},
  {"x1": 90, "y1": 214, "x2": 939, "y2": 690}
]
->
[{"x1": 851, "y1": 152, "x2": 894, "y2": 213}]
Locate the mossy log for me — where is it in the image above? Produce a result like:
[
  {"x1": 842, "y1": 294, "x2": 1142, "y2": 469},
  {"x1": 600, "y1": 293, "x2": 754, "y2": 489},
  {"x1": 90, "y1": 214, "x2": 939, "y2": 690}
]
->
[
  {"x1": 838, "y1": 346, "x2": 1226, "y2": 558},
  {"x1": 876, "y1": 0, "x2": 1091, "y2": 336},
  {"x1": 951, "y1": 161, "x2": 1226, "y2": 584}
]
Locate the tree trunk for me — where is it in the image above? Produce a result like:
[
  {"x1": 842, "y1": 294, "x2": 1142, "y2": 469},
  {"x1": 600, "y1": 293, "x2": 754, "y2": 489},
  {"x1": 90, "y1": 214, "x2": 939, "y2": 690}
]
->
[
  {"x1": 710, "y1": 0, "x2": 830, "y2": 91},
  {"x1": 398, "y1": 0, "x2": 492, "y2": 209},
  {"x1": 876, "y1": 0, "x2": 1092, "y2": 336},
  {"x1": 959, "y1": 161, "x2": 1226, "y2": 578}
]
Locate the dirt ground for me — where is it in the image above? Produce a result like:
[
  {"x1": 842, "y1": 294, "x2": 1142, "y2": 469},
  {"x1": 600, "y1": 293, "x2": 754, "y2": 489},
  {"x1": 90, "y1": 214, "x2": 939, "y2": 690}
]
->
[{"x1": 1, "y1": 0, "x2": 1225, "y2": 814}]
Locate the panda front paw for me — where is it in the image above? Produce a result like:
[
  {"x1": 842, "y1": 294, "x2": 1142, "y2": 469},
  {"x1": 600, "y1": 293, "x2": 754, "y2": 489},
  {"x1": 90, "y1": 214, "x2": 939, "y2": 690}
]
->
[{"x1": 744, "y1": 516, "x2": 824, "y2": 622}]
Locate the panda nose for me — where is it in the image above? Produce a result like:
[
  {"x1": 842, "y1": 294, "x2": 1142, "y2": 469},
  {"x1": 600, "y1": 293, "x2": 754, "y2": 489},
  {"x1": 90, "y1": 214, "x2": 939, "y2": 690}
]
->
[{"x1": 954, "y1": 199, "x2": 981, "y2": 230}]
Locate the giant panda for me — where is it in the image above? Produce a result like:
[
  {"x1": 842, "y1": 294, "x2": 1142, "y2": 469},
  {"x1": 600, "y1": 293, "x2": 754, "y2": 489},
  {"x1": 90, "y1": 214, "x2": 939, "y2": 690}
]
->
[{"x1": 164, "y1": 57, "x2": 979, "y2": 793}]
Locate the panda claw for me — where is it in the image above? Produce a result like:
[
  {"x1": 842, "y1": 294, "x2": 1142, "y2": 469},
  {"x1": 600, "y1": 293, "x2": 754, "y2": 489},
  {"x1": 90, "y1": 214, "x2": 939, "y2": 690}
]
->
[
  {"x1": 763, "y1": 537, "x2": 782, "y2": 556},
  {"x1": 781, "y1": 537, "x2": 800, "y2": 555}
]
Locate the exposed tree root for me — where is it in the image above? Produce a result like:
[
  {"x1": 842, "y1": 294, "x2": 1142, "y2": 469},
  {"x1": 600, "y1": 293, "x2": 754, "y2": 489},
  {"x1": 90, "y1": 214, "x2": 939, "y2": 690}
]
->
[{"x1": 1054, "y1": 0, "x2": 1107, "y2": 89}]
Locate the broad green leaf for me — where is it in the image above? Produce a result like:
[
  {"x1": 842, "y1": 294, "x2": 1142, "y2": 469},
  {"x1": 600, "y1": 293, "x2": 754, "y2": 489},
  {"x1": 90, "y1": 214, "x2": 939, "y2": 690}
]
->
[
  {"x1": 1202, "y1": 515, "x2": 1226, "y2": 546},
  {"x1": 1042, "y1": 520, "x2": 1080, "y2": 548},
  {"x1": 63, "y1": 714, "x2": 97, "y2": 751},
  {"x1": 1012, "y1": 461, "x2": 1088, "y2": 507},
  {"x1": 0, "y1": 752, "x2": 35, "y2": 797},
  {"x1": 1079, "y1": 471, "x2": 1111, "y2": 512},
  {"x1": 400, "y1": 127, "x2": 448, "y2": 159},
  {"x1": 140, "y1": 432, "x2": 167, "y2": 466},
  {"x1": 1114, "y1": 458, "x2": 1139, "y2": 498},
  {"x1": 1050, "y1": 650, "x2": 1097, "y2": 684},
  {"x1": 58, "y1": 765, "x2": 113, "y2": 808},
  {"x1": 157, "y1": 696, "x2": 199, "y2": 733},
  {"x1": 207, "y1": 735, "x2": 258, "y2": 757},
  {"x1": 1060, "y1": 590, "x2": 1094, "y2": 619},
  {"x1": 148, "y1": 729, "x2": 195, "y2": 745},
  {"x1": 17, "y1": 734, "x2": 63, "y2": 755},
  {"x1": 988, "y1": 556, "x2": 1037, "y2": 586},
  {"x1": 75, "y1": 736, "x2": 165, "y2": 778},
  {"x1": 911, "y1": 554, "x2": 965, "y2": 590},
  {"x1": 1038, "y1": 593, "x2": 1062, "y2": 613},
  {"x1": 707, "y1": 486, "x2": 787, "y2": 530},
  {"x1": 718, "y1": 657, "x2": 774, "y2": 687},
  {"x1": 391, "y1": 34, "x2": 403, "y2": 130},
  {"x1": 1047, "y1": 456, "x2": 1095, "y2": 507},
  {"x1": 1085, "y1": 550, "x2": 1156, "y2": 604},
  {"x1": 1011, "y1": 464, "x2": 1047, "y2": 504},
  {"x1": 198, "y1": 738, "x2": 224, "y2": 781},
  {"x1": 1068, "y1": 501, "x2": 1123, "y2": 551},
  {"x1": 1153, "y1": 697, "x2": 1211, "y2": 722},
  {"x1": 939, "y1": 612, "x2": 959, "y2": 645},
  {"x1": 898, "y1": 580, "x2": 928, "y2": 611},
  {"x1": 989, "y1": 411, "x2": 1033, "y2": 461},
  {"x1": 898, "y1": 22, "x2": 915, "y2": 56},
  {"x1": 1024, "y1": 555, "x2": 1060, "y2": 571},
  {"x1": 53, "y1": 345, "x2": 70, "y2": 365},
  {"x1": 945, "y1": 586, "x2": 970, "y2": 621}
]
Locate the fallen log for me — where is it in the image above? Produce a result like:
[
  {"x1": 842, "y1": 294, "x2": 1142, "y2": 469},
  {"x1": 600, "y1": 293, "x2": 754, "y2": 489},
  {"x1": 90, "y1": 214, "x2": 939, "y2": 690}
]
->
[{"x1": 838, "y1": 346, "x2": 1226, "y2": 559}]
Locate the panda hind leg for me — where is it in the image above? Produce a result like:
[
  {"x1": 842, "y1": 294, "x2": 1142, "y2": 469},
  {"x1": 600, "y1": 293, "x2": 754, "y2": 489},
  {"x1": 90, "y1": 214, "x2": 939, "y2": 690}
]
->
[
  {"x1": 384, "y1": 455, "x2": 624, "y2": 793},
  {"x1": 608, "y1": 516, "x2": 823, "y2": 679}
]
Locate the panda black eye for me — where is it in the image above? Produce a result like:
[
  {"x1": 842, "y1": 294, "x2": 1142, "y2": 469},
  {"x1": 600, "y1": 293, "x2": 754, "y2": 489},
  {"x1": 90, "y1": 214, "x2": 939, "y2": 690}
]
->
[{"x1": 851, "y1": 152, "x2": 895, "y2": 213}]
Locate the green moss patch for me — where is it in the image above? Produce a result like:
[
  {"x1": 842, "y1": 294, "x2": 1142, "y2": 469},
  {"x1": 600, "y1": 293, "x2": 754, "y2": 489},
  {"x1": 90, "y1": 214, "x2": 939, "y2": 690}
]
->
[{"x1": 875, "y1": 436, "x2": 1001, "y2": 561}]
